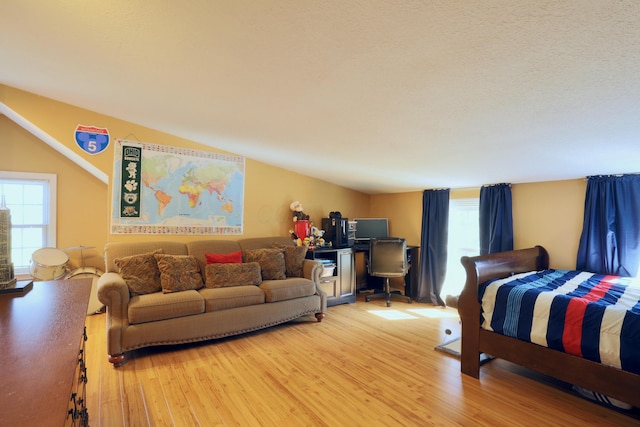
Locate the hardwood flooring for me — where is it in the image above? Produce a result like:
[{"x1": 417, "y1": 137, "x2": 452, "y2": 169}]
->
[{"x1": 84, "y1": 294, "x2": 640, "y2": 426}]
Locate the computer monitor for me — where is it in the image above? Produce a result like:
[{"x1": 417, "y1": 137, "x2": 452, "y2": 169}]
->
[{"x1": 354, "y1": 218, "x2": 389, "y2": 240}]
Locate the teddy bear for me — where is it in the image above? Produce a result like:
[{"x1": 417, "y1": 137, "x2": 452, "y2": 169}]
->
[{"x1": 289, "y1": 200, "x2": 310, "y2": 222}]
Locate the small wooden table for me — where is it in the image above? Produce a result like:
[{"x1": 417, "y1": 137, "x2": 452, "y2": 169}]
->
[{"x1": 0, "y1": 279, "x2": 91, "y2": 427}]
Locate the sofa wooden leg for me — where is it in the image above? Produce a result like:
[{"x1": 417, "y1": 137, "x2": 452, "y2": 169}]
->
[
  {"x1": 315, "y1": 312, "x2": 326, "y2": 322},
  {"x1": 108, "y1": 353, "x2": 125, "y2": 367}
]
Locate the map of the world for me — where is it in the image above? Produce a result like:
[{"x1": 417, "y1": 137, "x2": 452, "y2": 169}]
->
[{"x1": 111, "y1": 139, "x2": 244, "y2": 235}]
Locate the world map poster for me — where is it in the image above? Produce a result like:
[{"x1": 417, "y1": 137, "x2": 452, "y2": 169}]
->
[{"x1": 111, "y1": 139, "x2": 244, "y2": 235}]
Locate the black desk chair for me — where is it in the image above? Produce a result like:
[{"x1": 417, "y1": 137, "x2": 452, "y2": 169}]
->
[{"x1": 365, "y1": 237, "x2": 412, "y2": 307}]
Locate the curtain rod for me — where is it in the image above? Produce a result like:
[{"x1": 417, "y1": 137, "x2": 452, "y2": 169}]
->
[
  {"x1": 481, "y1": 183, "x2": 511, "y2": 187},
  {"x1": 585, "y1": 173, "x2": 640, "y2": 180}
]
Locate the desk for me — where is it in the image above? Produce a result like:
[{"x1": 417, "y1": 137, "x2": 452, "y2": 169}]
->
[{"x1": 354, "y1": 245, "x2": 419, "y2": 300}]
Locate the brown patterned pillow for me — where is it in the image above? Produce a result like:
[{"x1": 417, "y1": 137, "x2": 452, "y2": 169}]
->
[
  {"x1": 154, "y1": 253, "x2": 204, "y2": 293},
  {"x1": 204, "y1": 262, "x2": 262, "y2": 288},
  {"x1": 114, "y1": 250, "x2": 163, "y2": 295},
  {"x1": 273, "y1": 243, "x2": 307, "y2": 277},
  {"x1": 243, "y1": 248, "x2": 286, "y2": 280}
]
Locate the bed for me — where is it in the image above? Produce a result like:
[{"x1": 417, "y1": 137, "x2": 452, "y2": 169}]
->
[{"x1": 458, "y1": 246, "x2": 640, "y2": 408}]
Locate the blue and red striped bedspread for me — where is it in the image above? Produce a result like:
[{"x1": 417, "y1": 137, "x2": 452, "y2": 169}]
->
[{"x1": 480, "y1": 270, "x2": 640, "y2": 375}]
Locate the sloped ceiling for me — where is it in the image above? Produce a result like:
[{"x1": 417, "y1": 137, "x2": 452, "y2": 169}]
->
[{"x1": 1, "y1": 1, "x2": 639, "y2": 194}]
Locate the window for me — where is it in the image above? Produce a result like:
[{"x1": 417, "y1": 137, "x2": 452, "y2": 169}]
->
[
  {"x1": 442, "y1": 198, "x2": 479, "y2": 297},
  {"x1": 0, "y1": 171, "x2": 57, "y2": 274}
]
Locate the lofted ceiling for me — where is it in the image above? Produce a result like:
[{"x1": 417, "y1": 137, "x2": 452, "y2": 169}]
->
[{"x1": 1, "y1": 1, "x2": 640, "y2": 194}]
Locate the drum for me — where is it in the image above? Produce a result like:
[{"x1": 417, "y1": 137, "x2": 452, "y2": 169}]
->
[
  {"x1": 65, "y1": 266, "x2": 104, "y2": 280},
  {"x1": 65, "y1": 267, "x2": 105, "y2": 315},
  {"x1": 29, "y1": 248, "x2": 69, "y2": 280}
]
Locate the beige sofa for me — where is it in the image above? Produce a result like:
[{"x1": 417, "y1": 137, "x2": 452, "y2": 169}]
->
[{"x1": 97, "y1": 236, "x2": 327, "y2": 366}]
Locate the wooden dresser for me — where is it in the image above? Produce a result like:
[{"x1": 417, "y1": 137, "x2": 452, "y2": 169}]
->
[{"x1": 0, "y1": 279, "x2": 92, "y2": 426}]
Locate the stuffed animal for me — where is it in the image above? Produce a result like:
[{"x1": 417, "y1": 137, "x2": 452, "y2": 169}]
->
[{"x1": 289, "y1": 201, "x2": 310, "y2": 221}]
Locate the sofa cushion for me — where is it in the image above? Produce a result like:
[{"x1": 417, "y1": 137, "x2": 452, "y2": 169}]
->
[
  {"x1": 114, "y1": 250, "x2": 163, "y2": 296},
  {"x1": 154, "y1": 253, "x2": 204, "y2": 293},
  {"x1": 259, "y1": 278, "x2": 316, "y2": 302},
  {"x1": 199, "y1": 286, "x2": 266, "y2": 311},
  {"x1": 205, "y1": 250, "x2": 243, "y2": 264},
  {"x1": 204, "y1": 262, "x2": 262, "y2": 288},
  {"x1": 105, "y1": 241, "x2": 187, "y2": 273},
  {"x1": 128, "y1": 290, "x2": 205, "y2": 324},
  {"x1": 274, "y1": 244, "x2": 307, "y2": 277},
  {"x1": 243, "y1": 248, "x2": 286, "y2": 280}
]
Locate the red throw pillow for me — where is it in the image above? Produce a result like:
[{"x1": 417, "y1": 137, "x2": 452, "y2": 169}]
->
[{"x1": 205, "y1": 250, "x2": 243, "y2": 264}]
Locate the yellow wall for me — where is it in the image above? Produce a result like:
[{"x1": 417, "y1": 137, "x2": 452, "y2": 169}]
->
[
  {"x1": 368, "y1": 191, "x2": 423, "y2": 247},
  {"x1": 369, "y1": 188, "x2": 482, "y2": 249},
  {"x1": 512, "y1": 179, "x2": 585, "y2": 269},
  {"x1": 0, "y1": 114, "x2": 107, "y2": 269},
  {"x1": 371, "y1": 181, "x2": 586, "y2": 270},
  {"x1": 1, "y1": 85, "x2": 589, "y2": 273},
  {"x1": 0, "y1": 85, "x2": 369, "y2": 270}
]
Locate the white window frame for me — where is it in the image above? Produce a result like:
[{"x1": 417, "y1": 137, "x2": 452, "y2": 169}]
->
[{"x1": 0, "y1": 171, "x2": 57, "y2": 274}]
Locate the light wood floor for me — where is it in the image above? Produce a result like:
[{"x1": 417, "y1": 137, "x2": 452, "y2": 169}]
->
[{"x1": 84, "y1": 294, "x2": 640, "y2": 426}]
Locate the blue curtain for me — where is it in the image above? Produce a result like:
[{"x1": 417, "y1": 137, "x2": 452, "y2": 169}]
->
[
  {"x1": 479, "y1": 183, "x2": 513, "y2": 255},
  {"x1": 576, "y1": 175, "x2": 640, "y2": 277},
  {"x1": 416, "y1": 189, "x2": 449, "y2": 305}
]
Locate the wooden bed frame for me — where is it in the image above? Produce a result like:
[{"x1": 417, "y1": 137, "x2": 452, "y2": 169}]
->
[{"x1": 458, "y1": 246, "x2": 640, "y2": 408}]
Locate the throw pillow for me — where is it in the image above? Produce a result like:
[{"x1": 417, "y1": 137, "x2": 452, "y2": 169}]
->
[
  {"x1": 273, "y1": 243, "x2": 307, "y2": 277},
  {"x1": 154, "y1": 253, "x2": 204, "y2": 293},
  {"x1": 205, "y1": 250, "x2": 243, "y2": 264},
  {"x1": 114, "y1": 250, "x2": 163, "y2": 295},
  {"x1": 243, "y1": 248, "x2": 286, "y2": 280},
  {"x1": 204, "y1": 262, "x2": 262, "y2": 288}
]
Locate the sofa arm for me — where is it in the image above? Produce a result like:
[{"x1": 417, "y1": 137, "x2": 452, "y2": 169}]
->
[
  {"x1": 302, "y1": 258, "x2": 321, "y2": 285},
  {"x1": 97, "y1": 272, "x2": 129, "y2": 304},
  {"x1": 97, "y1": 272, "x2": 131, "y2": 361},
  {"x1": 97, "y1": 272, "x2": 130, "y2": 322},
  {"x1": 302, "y1": 259, "x2": 327, "y2": 313}
]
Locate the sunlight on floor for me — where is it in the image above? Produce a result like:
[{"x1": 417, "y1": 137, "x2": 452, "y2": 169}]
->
[
  {"x1": 367, "y1": 306, "x2": 460, "y2": 320},
  {"x1": 408, "y1": 308, "x2": 459, "y2": 319},
  {"x1": 368, "y1": 310, "x2": 419, "y2": 320}
]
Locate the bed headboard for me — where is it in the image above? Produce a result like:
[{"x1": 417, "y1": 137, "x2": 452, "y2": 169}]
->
[{"x1": 460, "y1": 246, "x2": 549, "y2": 290}]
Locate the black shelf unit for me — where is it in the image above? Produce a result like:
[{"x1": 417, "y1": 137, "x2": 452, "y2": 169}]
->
[{"x1": 306, "y1": 247, "x2": 355, "y2": 306}]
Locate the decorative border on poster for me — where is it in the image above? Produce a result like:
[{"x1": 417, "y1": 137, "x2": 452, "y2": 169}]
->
[{"x1": 111, "y1": 139, "x2": 245, "y2": 235}]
